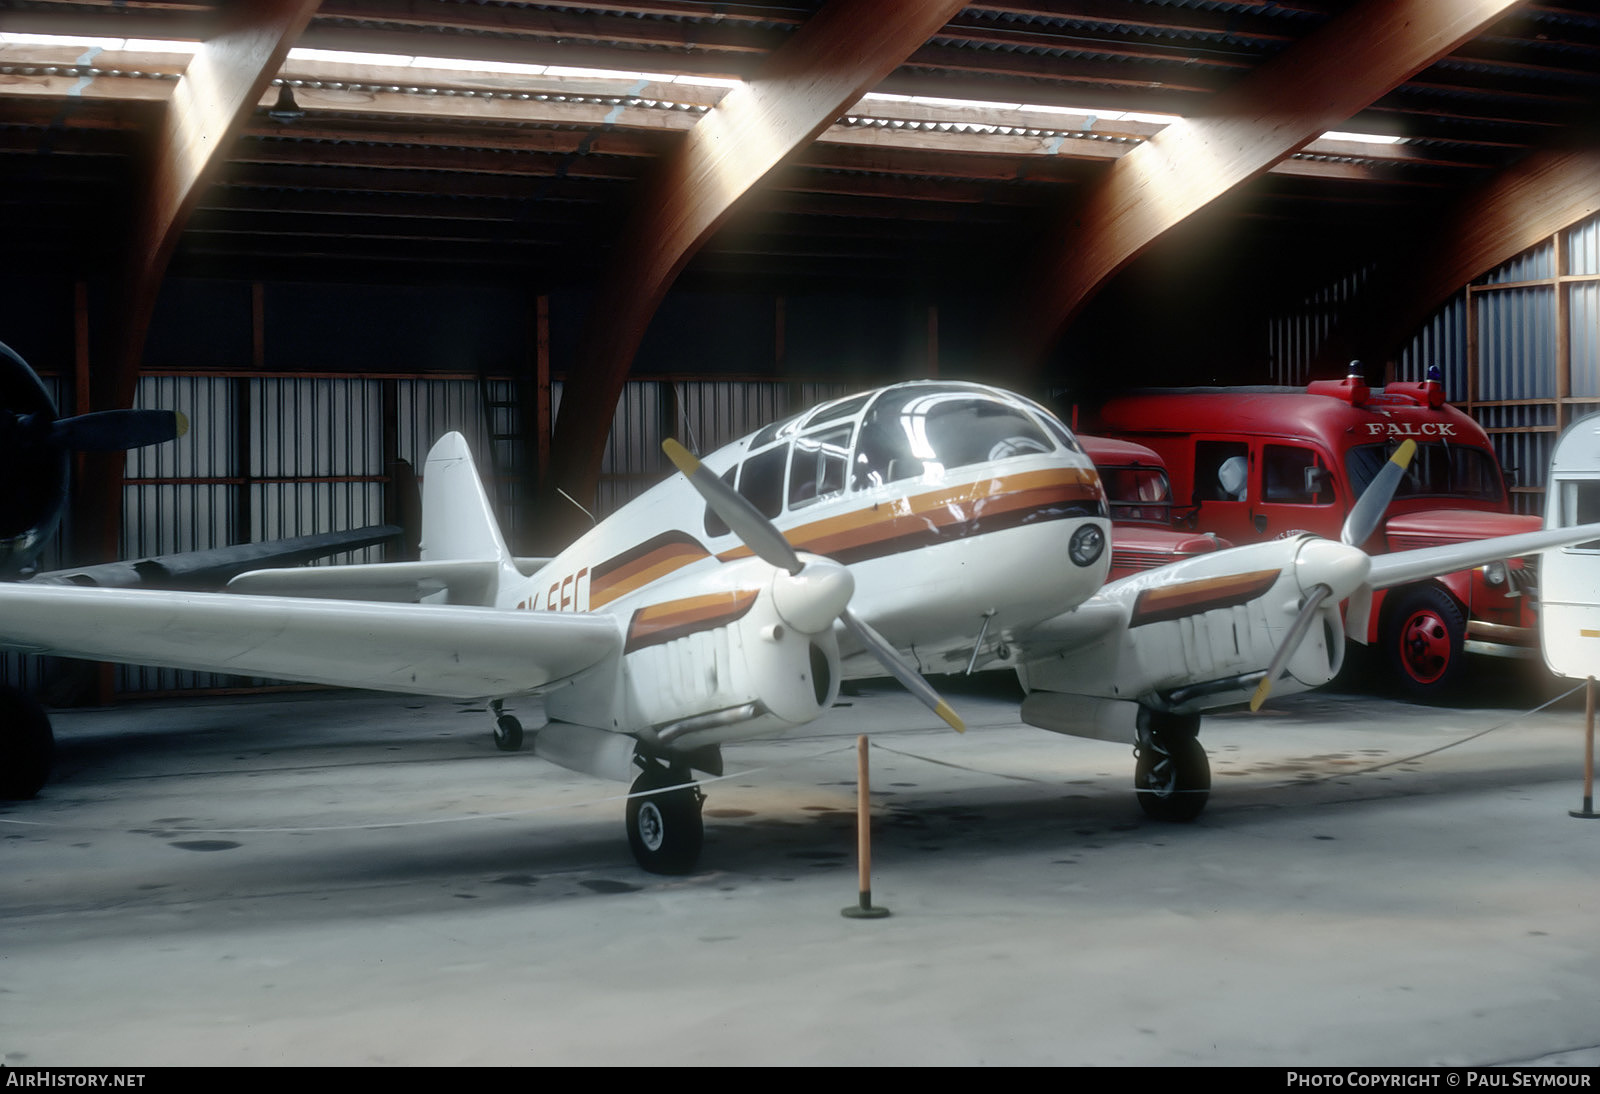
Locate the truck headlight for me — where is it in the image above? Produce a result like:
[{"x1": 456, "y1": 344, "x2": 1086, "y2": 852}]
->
[{"x1": 1483, "y1": 561, "x2": 1508, "y2": 587}]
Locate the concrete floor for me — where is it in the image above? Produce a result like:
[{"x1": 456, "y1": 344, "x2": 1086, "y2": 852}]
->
[{"x1": 3, "y1": 662, "x2": 1599, "y2": 1067}]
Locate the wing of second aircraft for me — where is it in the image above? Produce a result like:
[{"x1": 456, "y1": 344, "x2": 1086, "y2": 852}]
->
[{"x1": 0, "y1": 584, "x2": 619, "y2": 699}]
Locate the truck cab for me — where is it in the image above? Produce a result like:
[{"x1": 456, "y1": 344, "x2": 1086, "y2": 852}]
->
[
  {"x1": 1090, "y1": 376, "x2": 1540, "y2": 697},
  {"x1": 1078, "y1": 434, "x2": 1231, "y2": 581}
]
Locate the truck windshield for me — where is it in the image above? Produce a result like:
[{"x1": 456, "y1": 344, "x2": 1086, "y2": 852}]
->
[
  {"x1": 1100, "y1": 464, "x2": 1174, "y2": 525},
  {"x1": 1345, "y1": 443, "x2": 1503, "y2": 503}
]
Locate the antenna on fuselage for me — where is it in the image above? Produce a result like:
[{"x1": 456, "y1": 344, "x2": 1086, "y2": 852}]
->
[{"x1": 556, "y1": 487, "x2": 596, "y2": 528}]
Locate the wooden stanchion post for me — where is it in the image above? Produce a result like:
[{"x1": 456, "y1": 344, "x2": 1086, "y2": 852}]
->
[
  {"x1": 842, "y1": 734, "x2": 890, "y2": 919},
  {"x1": 1572, "y1": 676, "x2": 1598, "y2": 820}
]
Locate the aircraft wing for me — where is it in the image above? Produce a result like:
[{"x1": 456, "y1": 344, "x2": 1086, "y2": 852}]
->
[
  {"x1": 1363, "y1": 523, "x2": 1600, "y2": 590},
  {"x1": 0, "y1": 584, "x2": 619, "y2": 699}
]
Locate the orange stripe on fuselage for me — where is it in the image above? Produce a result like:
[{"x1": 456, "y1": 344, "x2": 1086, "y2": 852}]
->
[
  {"x1": 1130, "y1": 569, "x2": 1282, "y2": 628},
  {"x1": 717, "y1": 467, "x2": 1103, "y2": 565},
  {"x1": 625, "y1": 589, "x2": 761, "y2": 653},
  {"x1": 590, "y1": 538, "x2": 713, "y2": 609}
]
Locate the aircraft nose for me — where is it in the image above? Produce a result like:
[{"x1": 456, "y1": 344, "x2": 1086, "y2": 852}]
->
[
  {"x1": 771, "y1": 557, "x2": 856, "y2": 635},
  {"x1": 1294, "y1": 537, "x2": 1371, "y2": 599}
]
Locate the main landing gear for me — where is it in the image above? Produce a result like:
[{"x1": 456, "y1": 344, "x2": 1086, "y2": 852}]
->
[
  {"x1": 489, "y1": 699, "x2": 523, "y2": 752},
  {"x1": 626, "y1": 758, "x2": 704, "y2": 875},
  {"x1": 0, "y1": 684, "x2": 54, "y2": 800},
  {"x1": 1133, "y1": 709, "x2": 1210, "y2": 822}
]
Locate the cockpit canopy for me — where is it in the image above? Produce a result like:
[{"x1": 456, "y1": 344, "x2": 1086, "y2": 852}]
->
[{"x1": 704, "y1": 383, "x2": 1089, "y2": 536}]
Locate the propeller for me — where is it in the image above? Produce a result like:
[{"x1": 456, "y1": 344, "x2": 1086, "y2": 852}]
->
[
  {"x1": 52, "y1": 408, "x2": 188, "y2": 452},
  {"x1": 1251, "y1": 440, "x2": 1418, "y2": 712},
  {"x1": 663, "y1": 438, "x2": 965, "y2": 733},
  {"x1": 0, "y1": 339, "x2": 187, "y2": 576}
]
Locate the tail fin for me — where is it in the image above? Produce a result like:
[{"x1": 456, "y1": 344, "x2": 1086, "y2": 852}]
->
[{"x1": 421, "y1": 433, "x2": 511, "y2": 563}]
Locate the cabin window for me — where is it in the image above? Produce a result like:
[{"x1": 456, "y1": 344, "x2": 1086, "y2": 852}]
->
[
  {"x1": 804, "y1": 393, "x2": 870, "y2": 430},
  {"x1": 1263, "y1": 445, "x2": 1334, "y2": 505},
  {"x1": 739, "y1": 445, "x2": 789, "y2": 518},
  {"x1": 851, "y1": 388, "x2": 1053, "y2": 491},
  {"x1": 1195, "y1": 441, "x2": 1249, "y2": 502},
  {"x1": 1557, "y1": 479, "x2": 1600, "y2": 551},
  {"x1": 789, "y1": 424, "x2": 852, "y2": 509}
]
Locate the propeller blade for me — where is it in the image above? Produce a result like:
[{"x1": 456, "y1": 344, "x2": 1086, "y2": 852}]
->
[
  {"x1": 662, "y1": 437, "x2": 802, "y2": 575},
  {"x1": 1341, "y1": 439, "x2": 1416, "y2": 547},
  {"x1": 1249, "y1": 584, "x2": 1333, "y2": 712},
  {"x1": 53, "y1": 409, "x2": 185, "y2": 452},
  {"x1": 841, "y1": 609, "x2": 966, "y2": 733},
  {"x1": 662, "y1": 437, "x2": 964, "y2": 733}
]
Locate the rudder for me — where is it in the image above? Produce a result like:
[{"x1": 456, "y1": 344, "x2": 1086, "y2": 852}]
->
[{"x1": 421, "y1": 432, "x2": 511, "y2": 563}]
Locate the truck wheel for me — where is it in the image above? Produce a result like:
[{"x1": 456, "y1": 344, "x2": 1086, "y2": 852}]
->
[{"x1": 1383, "y1": 586, "x2": 1466, "y2": 698}]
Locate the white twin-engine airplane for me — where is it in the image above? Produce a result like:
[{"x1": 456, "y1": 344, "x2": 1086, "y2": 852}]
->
[{"x1": 3, "y1": 380, "x2": 1597, "y2": 873}]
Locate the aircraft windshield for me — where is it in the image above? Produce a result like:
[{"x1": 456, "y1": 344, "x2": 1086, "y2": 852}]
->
[
  {"x1": 851, "y1": 387, "x2": 1054, "y2": 491},
  {"x1": 1345, "y1": 442, "x2": 1503, "y2": 503}
]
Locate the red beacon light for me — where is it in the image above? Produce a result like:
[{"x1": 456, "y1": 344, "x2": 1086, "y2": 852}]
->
[{"x1": 1307, "y1": 362, "x2": 1371, "y2": 407}]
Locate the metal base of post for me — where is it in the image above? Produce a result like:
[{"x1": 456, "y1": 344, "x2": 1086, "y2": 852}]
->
[
  {"x1": 1569, "y1": 798, "x2": 1598, "y2": 819},
  {"x1": 842, "y1": 891, "x2": 891, "y2": 919}
]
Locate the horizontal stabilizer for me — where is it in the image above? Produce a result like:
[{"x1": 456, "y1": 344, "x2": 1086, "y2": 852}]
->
[
  {"x1": 30, "y1": 526, "x2": 403, "y2": 590},
  {"x1": 229, "y1": 558, "x2": 500, "y2": 605},
  {"x1": 0, "y1": 584, "x2": 620, "y2": 699}
]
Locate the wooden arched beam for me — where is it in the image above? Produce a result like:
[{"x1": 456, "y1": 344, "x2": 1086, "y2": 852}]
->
[
  {"x1": 80, "y1": 1, "x2": 318, "y2": 568},
  {"x1": 1311, "y1": 139, "x2": 1600, "y2": 378},
  {"x1": 99, "y1": 0, "x2": 321, "y2": 411},
  {"x1": 1008, "y1": 0, "x2": 1527, "y2": 377},
  {"x1": 544, "y1": 0, "x2": 968, "y2": 529}
]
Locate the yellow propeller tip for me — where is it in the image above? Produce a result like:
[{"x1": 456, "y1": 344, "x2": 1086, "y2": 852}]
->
[
  {"x1": 174, "y1": 409, "x2": 190, "y2": 438},
  {"x1": 1249, "y1": 678, "x2": 1271, "y2": 713},
  {"x1": 937, "y1": 700, "x2": 965, "y2": 733},
  {"x1": 661, "y1": 437, "x2": 700, "y2": 475},
  {"x1": 1391, "y1": 438, "x2": 1417, "y2": 467}
]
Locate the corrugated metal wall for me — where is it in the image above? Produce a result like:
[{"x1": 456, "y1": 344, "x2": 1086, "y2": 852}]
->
[
  {"x1": 4, "y1": 371, "x2": 857, "y2": 696},
  {"x1": 1276, "y1": 211, "x2": 1600, "y2": 517}
]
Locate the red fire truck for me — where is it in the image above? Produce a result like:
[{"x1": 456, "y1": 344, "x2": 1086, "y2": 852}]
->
[
  {"x1": 1078, "y1": 435, "x2": 1231, "y2": 581},
  {"x1": 1089, "y1": 375, "x2": 1540, "y2": 697}
]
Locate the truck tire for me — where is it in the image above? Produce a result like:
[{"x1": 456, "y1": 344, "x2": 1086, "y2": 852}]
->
[{"x1": 1383, "y1": 585, "x2": 1466, "y2": 699}]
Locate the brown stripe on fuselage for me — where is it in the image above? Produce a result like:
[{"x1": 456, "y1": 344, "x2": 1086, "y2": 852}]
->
[
  {"x1": 625, "y1": 589, "x2": 761, "y2": 653},
  {"x1": 591, "y1": 532, "x2": 713, "y2": 609},
  {"x1": 717, "y1": 468, "x2": 1104, "y2": 567},
  {"x1": 1130, "y1": 569, "x2": 1282, "y2": 628}
]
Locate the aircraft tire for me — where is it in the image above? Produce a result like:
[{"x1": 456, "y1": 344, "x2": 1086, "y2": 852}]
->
[
  {"x1": 1383, "y1": 584, "x2": 1466, "y2": 699},
  {"x1": 626, "y1": 767, "x2": 703, "y2": 875},
  {"x1": 1134, "y1": 732, "x2": 1209, "y2": 822},
  {"x1": 0, "y1": 685, "x2": 53, "y2": 800},
  {"x1": 493, "y1": 714, "x2": 524, "y2": 752}
]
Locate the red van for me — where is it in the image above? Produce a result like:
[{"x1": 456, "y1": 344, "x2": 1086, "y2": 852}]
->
[
  {"x1": 1090, "y1": 375, "x2": 1540, "y2": 697},
  {"x1": 1078, "y1": 434, "x2": 1231, "y2": 581}
]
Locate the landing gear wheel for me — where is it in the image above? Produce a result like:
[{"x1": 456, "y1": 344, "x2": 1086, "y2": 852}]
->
[
  {"x1": 493, "y1": 714, "x2": 523, "y2": 752},
  {"x1": 626, "y1": 765, "x2": 704, "y2": 875},
  {"x1": 0, "y1": 686, "x2": 53, "y2": 800},
  {"x1": 1383, "y1": 585, "x2": 1466, "y2": 698},
  {"x1": 1134, "y1": 727, "x2": 1209, "y2": 823}
]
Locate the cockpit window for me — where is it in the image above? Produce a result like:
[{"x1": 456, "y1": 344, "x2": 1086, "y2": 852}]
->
[
  {"x1": 789, "y1": 424, "x2": 853, "y2": 509},
  {"x1": 738, "y1": 444, "x2": 788, "y2": 518},
  {"x1": 851, "y1": 388, "x2": 1054, "y2": 491}
]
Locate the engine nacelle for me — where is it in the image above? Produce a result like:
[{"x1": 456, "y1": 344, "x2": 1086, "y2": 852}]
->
[
  {"x1": 545, "y1": 559, "x2": 842, "y2": 755},
  {"x1": 1022, "y1": 536, "x2": 1351, "y2": 721}
]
